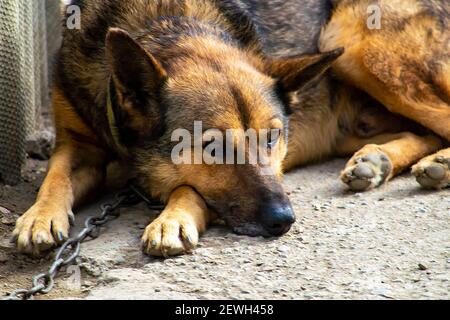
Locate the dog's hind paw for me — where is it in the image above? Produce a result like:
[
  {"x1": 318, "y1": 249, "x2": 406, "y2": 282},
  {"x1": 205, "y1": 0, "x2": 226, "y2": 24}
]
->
[
  {"x1": 341, "y1": 150, "x2": 393, "y2": 192},
  {"x1": 141, "y1": 211, "x2": 201, "y2": 257},
  {"x1": 412, "y1": 155, "x2": 450, "y2": 190}
]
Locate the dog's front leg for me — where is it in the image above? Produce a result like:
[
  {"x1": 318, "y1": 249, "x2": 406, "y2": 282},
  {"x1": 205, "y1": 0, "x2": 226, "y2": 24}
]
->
[
  {"x1": 142, "y1": 186, "x2": 211, "y2": 257},
  {"x1": 12, "y1": 142, "x2": 107, "y2": 255}
]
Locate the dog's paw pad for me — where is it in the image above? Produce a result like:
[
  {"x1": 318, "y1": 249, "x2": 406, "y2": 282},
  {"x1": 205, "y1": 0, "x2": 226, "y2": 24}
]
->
[
  {"x1": 341, "y1": 151, "x2": 392, "y2": 192},
  {"x1": 413, "y1": 156, "x2": 450, "y2": 189},
  {"x1": 142, "y1": 215, "x2": 199, "y2": 257}
]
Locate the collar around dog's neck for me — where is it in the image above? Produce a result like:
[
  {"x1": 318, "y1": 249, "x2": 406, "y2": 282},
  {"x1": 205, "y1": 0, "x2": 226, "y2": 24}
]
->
[{"x1": 106, "y1": 78, "x2": 129, "y2": 156}]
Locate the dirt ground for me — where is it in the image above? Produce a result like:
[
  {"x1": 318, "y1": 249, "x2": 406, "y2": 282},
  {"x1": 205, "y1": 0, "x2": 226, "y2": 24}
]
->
[{"x1": 0, "y1": 157, "x2": 449, "y2": 300}]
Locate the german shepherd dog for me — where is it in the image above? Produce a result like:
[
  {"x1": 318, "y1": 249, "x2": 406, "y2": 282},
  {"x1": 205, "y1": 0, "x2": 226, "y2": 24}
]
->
[{"x1": 13, "y1": 0, "x2": 449, "y2": 257}]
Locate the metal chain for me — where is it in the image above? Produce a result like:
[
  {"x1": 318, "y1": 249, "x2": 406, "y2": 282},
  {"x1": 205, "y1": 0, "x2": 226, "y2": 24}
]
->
[{"x1": 3, "y1": 185, "x2": 163, "y2": 301}]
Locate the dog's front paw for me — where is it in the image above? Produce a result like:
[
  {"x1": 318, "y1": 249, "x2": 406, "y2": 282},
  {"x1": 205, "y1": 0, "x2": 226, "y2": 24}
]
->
[
  {"x1": 141, "y1": 211, "x2": 200, "y2": 257},
  {"x1": 12, "y1": 203, "x2": 74, "y2": 256},
  {"x1": 412, "y1": 155, "x2": 450, "y2": 189},
  {"x1": 341, "y1": 150, "x2": 393, "y2": 192}
]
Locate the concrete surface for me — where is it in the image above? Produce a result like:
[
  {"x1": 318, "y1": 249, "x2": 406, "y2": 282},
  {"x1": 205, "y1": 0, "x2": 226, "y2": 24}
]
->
[{"x1": 1, "y1": 159, "x2": 449, "y2": 300}]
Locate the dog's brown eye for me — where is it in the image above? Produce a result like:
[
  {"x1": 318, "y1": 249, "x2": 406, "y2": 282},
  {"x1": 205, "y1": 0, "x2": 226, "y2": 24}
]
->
[{"x1": 267, "y1": 129, "x2": 281, "y2": 149}]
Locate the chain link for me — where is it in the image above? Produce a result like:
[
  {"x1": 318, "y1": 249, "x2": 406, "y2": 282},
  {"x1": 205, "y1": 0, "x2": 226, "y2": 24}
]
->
[{"x1": 3, "y1": 185, "x2": 162, "y2": 301}]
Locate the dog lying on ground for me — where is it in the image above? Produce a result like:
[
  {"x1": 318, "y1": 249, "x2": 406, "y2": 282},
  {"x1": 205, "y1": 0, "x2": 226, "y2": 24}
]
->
[{"x1": 13, "y1": 0, "x2": 449, "y2": 257}]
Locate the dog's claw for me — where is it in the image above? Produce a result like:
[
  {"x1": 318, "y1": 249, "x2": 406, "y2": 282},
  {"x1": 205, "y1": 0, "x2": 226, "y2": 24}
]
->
[
  {"x1": 10, "y1": 233, "x2": 18, "y2": 244},
  {"x1": 186, "y1": 235, "x2": 194, "y2": 245},
  {"x1": 57, "y1": 231, "x2": 65, "y2": 243},
  {"x1": 68, "y1": 211, "x2": 76, "y2": 226}
]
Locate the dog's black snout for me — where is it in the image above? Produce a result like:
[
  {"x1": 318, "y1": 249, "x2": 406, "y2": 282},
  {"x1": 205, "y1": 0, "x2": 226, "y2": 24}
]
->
[{"x1": 261, "y1": 204, "x2": 296, "y2": 236}]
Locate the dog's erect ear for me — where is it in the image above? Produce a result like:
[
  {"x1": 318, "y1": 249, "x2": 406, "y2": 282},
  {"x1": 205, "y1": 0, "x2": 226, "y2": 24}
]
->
[
  {"x1": 106, "y1": 28, "x2": 167, "y2": 142},
  {"x1": 106, "y1": 28, "x2": 167, "y2": 107},
  {"x1": 267, "y1": 48, "x2": 344, "y2": 92}
]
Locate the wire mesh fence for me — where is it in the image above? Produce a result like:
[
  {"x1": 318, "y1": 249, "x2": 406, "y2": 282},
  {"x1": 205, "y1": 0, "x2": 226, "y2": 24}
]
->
[{"x1": 0, "y1": 0, "x2": 61, "y2": 185}]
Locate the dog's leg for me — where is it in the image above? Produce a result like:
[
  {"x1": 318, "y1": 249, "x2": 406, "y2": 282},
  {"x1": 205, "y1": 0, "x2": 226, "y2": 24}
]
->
[
  {"x1": 13, "y1": 87, "x2": 108, "y2": 255},
  {"x1": 338, "y1": 133, "x2": 442, "y2": 191},
  {"x1": 412, "y1": 148, "x2": 450, "y2": 190},
  {"x1": 142, "y1": 186, "x2": 211, "y2": 257},
  {"x1": 320, "y1": 0, "x2": 450, "y2": 140},
  {"x1": 12, "y1": 142, "x2": 107, "y2": 255}
]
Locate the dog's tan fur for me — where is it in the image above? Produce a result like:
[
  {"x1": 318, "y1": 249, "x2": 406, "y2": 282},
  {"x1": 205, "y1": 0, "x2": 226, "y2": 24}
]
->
[
  {"x1": 13, "y1": 0, "x2": 449, "y2": 256},
  {"x1": 319, "y1": 0, "x2": 449, "y2": 190}
]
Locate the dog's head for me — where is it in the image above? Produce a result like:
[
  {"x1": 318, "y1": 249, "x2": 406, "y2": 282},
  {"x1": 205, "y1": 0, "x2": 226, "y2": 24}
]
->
[{"x1": 106, "y1": 28, "x2": 342, "y2": 237}]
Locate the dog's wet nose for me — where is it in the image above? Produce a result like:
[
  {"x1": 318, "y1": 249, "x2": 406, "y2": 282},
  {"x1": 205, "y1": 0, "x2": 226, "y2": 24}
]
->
[{"x1": 261, "y1": 204, "x2": 296, "y2": 236}]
